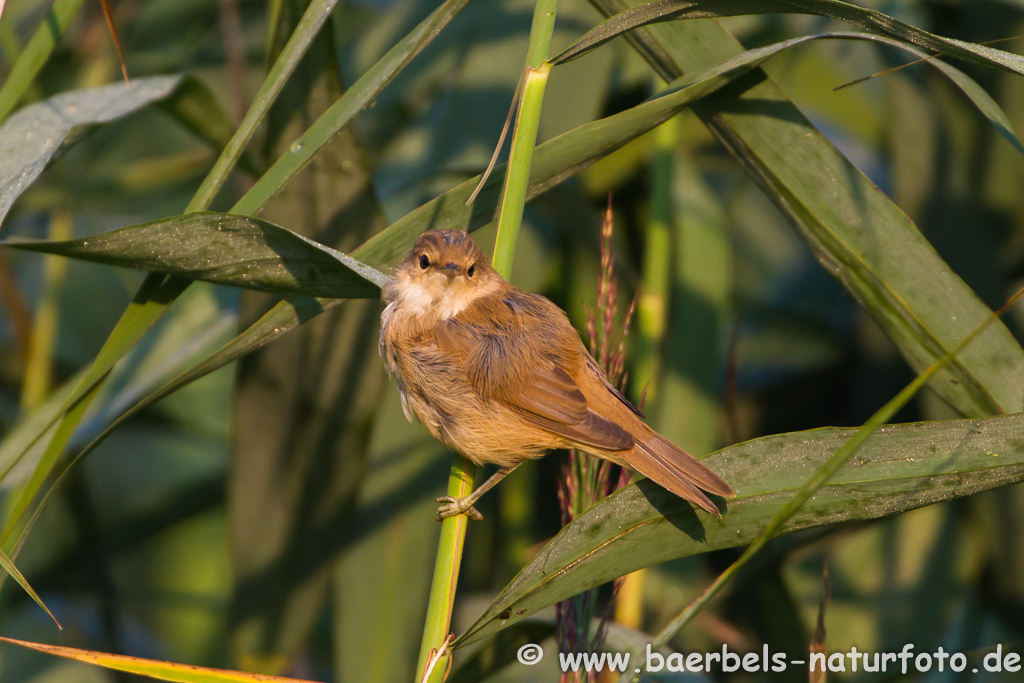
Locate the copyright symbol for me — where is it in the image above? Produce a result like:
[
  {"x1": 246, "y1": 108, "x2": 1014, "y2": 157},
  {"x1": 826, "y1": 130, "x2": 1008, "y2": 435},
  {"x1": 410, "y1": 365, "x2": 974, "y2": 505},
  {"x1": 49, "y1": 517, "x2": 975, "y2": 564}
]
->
[{"x1": 517, "y1": 643, "x2": 543, "y2": 665}]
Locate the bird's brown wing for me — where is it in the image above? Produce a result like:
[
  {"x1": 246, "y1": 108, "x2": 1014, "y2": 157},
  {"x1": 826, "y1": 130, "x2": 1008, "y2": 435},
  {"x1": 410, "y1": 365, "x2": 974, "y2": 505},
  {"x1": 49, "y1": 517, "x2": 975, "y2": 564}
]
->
[{"x1": 434, "y1": 293, "x2": 633, "y2": 451}]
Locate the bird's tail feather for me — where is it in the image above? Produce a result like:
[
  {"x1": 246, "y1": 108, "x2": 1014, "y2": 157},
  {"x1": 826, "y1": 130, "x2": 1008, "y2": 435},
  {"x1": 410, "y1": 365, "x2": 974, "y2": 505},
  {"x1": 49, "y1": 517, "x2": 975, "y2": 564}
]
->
[{"x1": 627, "y1": 433, "x2": 734, "y2": 516}]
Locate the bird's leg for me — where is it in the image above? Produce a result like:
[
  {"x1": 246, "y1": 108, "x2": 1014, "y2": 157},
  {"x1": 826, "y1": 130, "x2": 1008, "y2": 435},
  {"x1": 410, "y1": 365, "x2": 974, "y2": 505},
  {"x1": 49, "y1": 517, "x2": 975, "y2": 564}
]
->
[{"x1": 436, "y1": 466, "x2": 515, "y2": 521}]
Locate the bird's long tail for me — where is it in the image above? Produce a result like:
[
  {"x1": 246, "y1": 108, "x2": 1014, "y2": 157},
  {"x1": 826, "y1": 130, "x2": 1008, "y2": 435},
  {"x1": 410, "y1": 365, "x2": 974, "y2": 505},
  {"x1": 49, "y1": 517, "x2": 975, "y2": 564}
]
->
[{"x1": 625, "y1": 431, "x2": 734, "y2": 516}]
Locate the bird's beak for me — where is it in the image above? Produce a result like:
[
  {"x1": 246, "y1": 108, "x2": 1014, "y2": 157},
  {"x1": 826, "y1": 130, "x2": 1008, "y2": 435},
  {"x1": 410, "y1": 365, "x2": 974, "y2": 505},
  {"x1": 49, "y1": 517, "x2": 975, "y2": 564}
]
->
[{"x1": 442, "y1": 263, "x2": 461, "y2": 279}]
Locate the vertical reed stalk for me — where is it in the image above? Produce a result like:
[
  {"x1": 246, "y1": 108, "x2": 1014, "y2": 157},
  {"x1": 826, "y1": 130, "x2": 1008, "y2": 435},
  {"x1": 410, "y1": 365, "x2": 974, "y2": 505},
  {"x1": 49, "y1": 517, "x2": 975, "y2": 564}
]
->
[
  {"x1": 490, "y1": 0, "x2": 557, "y2": 276},
  {"x1": 416, "y1": 2, "x2": 559, "y2": 680}
]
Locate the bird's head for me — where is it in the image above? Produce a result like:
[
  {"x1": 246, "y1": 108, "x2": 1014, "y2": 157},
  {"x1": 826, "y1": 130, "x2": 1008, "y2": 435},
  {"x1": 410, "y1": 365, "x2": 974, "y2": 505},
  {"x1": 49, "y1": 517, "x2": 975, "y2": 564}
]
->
[{"x1": 383, "y1": 230, "x2": 501, "y2": 319}]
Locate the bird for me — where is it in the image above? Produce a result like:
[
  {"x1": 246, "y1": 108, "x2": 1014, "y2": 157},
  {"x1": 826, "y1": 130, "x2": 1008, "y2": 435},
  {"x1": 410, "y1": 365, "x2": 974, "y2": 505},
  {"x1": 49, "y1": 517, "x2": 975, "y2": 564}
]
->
[{"x1": 379, "y1": 229, "x2": 734, "y2": 521}]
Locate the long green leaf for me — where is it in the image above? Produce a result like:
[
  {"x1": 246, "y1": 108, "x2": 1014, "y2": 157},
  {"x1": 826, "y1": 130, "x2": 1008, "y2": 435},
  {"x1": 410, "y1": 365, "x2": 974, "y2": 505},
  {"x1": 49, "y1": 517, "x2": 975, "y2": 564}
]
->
[
  {"x1": 456, "y1": 411, "x2": 1024, "y2": 645},
  {"x1": 0, "y1": 76, "x2": 191, "y2": 227},
  {"x1": 587, "y1": 0, "x2": 1024, "y2": 417},
  {"x1": 554, "y1": 0, "x2": 1024, "y2": 77},
  {"x1": 3, "y1": 212, "x2": 385, "y2": 297}
]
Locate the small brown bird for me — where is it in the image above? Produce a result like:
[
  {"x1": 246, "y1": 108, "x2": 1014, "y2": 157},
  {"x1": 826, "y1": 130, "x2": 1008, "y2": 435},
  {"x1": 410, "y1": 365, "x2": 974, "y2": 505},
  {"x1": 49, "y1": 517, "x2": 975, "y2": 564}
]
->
[{"x1": 380, "y1": 229, "x2": 734, "y2": 521}]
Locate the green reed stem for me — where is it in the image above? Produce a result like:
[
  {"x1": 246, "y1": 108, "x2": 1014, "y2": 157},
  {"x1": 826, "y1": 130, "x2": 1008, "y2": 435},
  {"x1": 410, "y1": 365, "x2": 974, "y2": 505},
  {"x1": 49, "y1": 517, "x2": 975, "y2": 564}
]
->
[
  {"x1": 490, "y1": 0, "x2": 558, "y2": 276},
  {"x1": 416, "y1": 2, "x2": 558, "y2": 680},
  {"x1": 415, "y1": 458, "x2": 475, "y2": 681}
]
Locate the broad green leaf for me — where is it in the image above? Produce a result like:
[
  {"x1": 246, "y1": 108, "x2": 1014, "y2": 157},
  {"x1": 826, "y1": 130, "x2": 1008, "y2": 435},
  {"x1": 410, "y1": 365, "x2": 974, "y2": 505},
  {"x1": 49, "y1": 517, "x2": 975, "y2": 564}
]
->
[
  {"x1": 0, "y1": 636, "x2": 319, "y2": 682},
  {"x1": 0, "y1": 76, "x2": 190, "y2": 227},
  {"x1": 554, "y1": 0, "x2": 1024, "y2": 78},
  {"x1": 586, "y1": 0, "x2": 1024, "y2": 417},
  {"x1": 0, "y1": 0, "x2": 86, "y2": 124},
  {"x1": 457, "y1": 411, "x2": 1024, "y2": 646},
  {"x1": 2, "y1": 212, "x2": 385, "y2": 298}
]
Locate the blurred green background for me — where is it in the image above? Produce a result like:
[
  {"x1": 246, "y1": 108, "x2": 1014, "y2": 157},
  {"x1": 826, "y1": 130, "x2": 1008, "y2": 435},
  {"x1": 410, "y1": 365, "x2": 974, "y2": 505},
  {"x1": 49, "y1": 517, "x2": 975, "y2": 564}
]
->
[{"x1": 2, "y1": 0, "x2": 1024, "y2": 681}]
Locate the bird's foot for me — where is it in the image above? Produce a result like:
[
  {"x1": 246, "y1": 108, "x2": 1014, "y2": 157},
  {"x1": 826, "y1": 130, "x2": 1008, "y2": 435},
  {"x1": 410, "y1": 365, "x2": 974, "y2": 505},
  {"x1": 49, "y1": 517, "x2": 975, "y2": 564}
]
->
[{"x1": 436, "y1": 495, "x2": 484, "y2": 522}]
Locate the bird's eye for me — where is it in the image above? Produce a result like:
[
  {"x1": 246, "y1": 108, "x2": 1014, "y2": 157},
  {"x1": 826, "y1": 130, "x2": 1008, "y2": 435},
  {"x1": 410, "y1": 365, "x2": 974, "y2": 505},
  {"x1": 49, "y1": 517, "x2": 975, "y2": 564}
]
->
[
  {"x1": 419, "y1": 254, "x2": 430, "y2": 269},
  {"x1": 467, "y1": 264, "x2": 475, "y2": 278}
]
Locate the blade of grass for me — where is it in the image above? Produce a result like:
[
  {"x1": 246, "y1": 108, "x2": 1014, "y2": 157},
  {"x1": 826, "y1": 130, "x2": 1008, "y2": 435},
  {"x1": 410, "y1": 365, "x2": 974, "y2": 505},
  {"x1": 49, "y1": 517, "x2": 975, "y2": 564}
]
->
[{"x1": 0, "y1": 550, "x2": 59, "y2": 628}]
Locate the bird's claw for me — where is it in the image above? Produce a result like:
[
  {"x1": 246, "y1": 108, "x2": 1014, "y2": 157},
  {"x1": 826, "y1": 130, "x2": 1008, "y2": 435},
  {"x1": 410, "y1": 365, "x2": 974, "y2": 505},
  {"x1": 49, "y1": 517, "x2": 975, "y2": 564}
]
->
[{"x1": 436, "y1": 495, "x2": 484, "y2": 522}]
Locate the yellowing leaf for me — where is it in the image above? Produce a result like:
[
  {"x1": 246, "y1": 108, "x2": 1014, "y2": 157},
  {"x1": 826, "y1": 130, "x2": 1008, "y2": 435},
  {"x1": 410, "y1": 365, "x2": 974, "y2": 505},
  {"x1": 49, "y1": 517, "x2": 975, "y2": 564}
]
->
[{"x1": 0, "y1": 637, "x2": 320, "y2": 683}]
